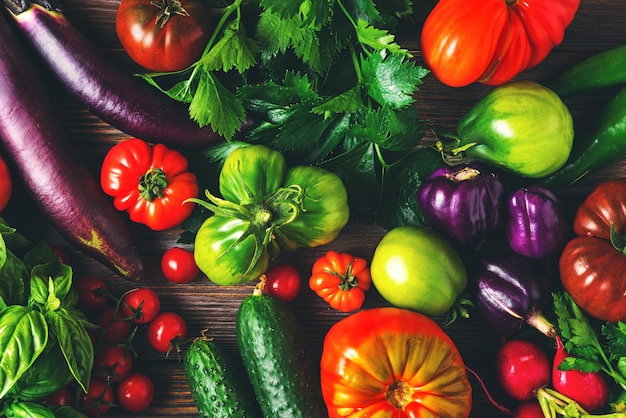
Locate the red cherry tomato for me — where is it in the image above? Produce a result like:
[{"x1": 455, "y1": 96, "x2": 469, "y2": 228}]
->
[
  {"x1": 98, "y1": 305, "x2": 132, "y2": 344},
  {"x1": 262, "y1": 263, "x2": 302, "y2": 302},
  {"x1": 40, "y1": 385, "x2": 73, "y2": 407},
  {"x1": 116, "y1": 0, "x2": 213, "y2": 72},
  {"x1": 0, "y1": 152, "x2": 12, "y2": 213},
  {"x1": 74, "y1": 275, "x2": 109, "y2": 312},
  {"x1": 121, "y1": 287, "x2": 161, "y2": 324},
  {"x1": 79, "y1": 378, "x2": 115, "y2": 417},
  {"x1": 116, "y1": 373, "x2": 155, "y2": 413},
  {"x1": 147, "y1": 311, "x2": 187, "y2": 354},
  {"x1": 50, "y1": 244, "x2": 71, "y2": 265},
  {"x1": 161, "y1": 247, "x2": 199, "y2": 284},
  {"x1": 94, "y1": 345, "x2": 134, "y2": 382}
]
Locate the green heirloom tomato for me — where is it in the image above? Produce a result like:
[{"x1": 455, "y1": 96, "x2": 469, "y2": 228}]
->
[
  {"x1": 194, "y1": 215, "x2": 270, "y2": 286},
  {"x1": 219, "y1": 145, "x2": 286, "y2": 205},
  {"x1": 370, "y1": 226, "x2": 467, "y2": 316},
  {"x1": 274, "y1": 166, "x2": 350, "y2": 251},
  {"x1": 456, "y1": 81, "x2": 573, "y2": 178}
]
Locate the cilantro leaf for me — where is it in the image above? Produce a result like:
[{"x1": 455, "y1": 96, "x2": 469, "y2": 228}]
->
[
  {"x1": 201, "y1": 23, "x2": 258, "y2": 73},
  {"x1": 355, "y1": 19, "x2": 410, "y2": 56},
  {"x1": 361, "y1": 52, "x2": 429, "y2": 108}
]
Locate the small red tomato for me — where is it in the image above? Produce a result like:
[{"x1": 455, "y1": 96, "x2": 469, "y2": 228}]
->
[
  {"x1": 161, "y1": 247, "x2": 199, "y2": 284},
  {"x1": 79, "y1": 378, "x2": 115, "y2": 417},
  {"x1": 50, "y1": 244, "x2": 71, "y2": 265},
  {"x1": 94, "y1": 345, "x2": 134, "y2": 382},
  {"x1": 98, "y1": 305, "x2": 132, "y2": 344},
  {"x1": 40, "y1": 385, "x2": 73, "y2": 407},
  {"x1": 117, "y1": 373, "x2": 155, "y2": 413},
  {"x1": 147, "y1": 311, "x2": 187, "y2": 354},
  {"x1": 121, "y1": 287, "x2": 161, "y2": 324},
  {"x1": 0, "y1": 152, "x2": 12, "y2": 213},
  {"x1": 263, "y1": 263, "x2": 301, "y2": 302},
  {"x1": 74, "y1": 275, "x2": 109, "y2": 312}
]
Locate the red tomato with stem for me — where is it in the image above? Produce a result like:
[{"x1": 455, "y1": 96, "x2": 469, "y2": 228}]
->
[
  {"x1": 94, "y1": 346, "x2": 134, "y2": 382},
  {"x1": 262, "y1": 263, "x2": 301, "y2": 302},
  {"x1": 420, "y1": 0, "x2": 580, "y2": 87},
  {"x1": 0, "y1": 152, "x2": 11, "y2": 212},
  {"x1": 147, "y1": 311, "x2": 187, "y2": 354},
  {"x1": 98, "y1": 305, "x2": 132, "y2": 344},
  {"x1": 560, "y1": 179, "x2": 626, "y2": 322},
  {"x1": 309, "y1": 250, "x2": 371, "y2": 312},
  {"x1": 161, "y1": 246, "x2": 199, "y2": 284},
  {"x1": 116, "y1": 0, "x2": 213, "y2": 72},
  {"x1": 117, "y1": 373, "x2": 155, "y2": 412},
  {"x1": 100, "y1": 138, "x2": 199, "y2": 231},
  {"x1": 79, "y1": 378, "x2": 115, "y2": 416},
  {"x1": 74, "y1": 275, "x2": 109, "y2": 312},
  {"x1": 40, "y1": 386, "x2": 73, "y2": 407},
  {"x1": 320, "y1": 307, "x2": 472, "y2": 417},
  {"x1": 121, "y1": 287, "x2": 161, "y2": 324}
]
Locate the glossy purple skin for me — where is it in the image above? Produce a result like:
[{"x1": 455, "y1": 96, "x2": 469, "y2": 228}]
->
[
  {"x1": 473, "y1": 254, "x2": 553, "y2": 337},
  {"x1": 417, "y1": 164, "x2": 504, "y2": 249},
  {"x1": 506, "y1": 185, "x2": 569, "y2": 259}
]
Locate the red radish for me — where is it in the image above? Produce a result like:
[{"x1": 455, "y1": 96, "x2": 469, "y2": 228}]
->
[
  {"x1": 495, "y1": 339, "x2": 551, "y2": 401},
  {"x1": 512, "y1": 400, "x2": 544, "y2": 418},
  {"x1": 552, "y1": 335, "x2": 609, "y2": 412}
]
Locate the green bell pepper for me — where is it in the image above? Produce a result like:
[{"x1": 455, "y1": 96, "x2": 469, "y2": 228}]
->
[
  {"x1": 191, "y1": 144, "x2": 350, "y2": 286},
  {"x1": 453, "y1": 81, "x2": 574, "y2": 178}
]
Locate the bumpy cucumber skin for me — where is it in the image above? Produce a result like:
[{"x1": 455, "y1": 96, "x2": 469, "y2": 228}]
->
[
  {"x1": 184, "y1": 339, "x2": 260, "y2": 418},
  {"x1": 236, "y1": 292, "x2": 326, "y2": 418}
]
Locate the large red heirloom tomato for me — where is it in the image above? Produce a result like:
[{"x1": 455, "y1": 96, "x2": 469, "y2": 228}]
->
[
  {"x1": 116, "y1": 0, "x2": 213, "y2": 72},
  {"x1": 560, "y1": 178, "x2": 626, "y2": 322},
  {"x1": 320, "y1": 307, "x2": 472, "y2": 417},
  {"x1": 420, "y1": 0, "x2": 580, "y2": 87}
]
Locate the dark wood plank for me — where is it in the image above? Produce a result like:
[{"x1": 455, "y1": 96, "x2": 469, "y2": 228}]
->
[{"x1": 3, "y1": 0, "x2": 625, "y2": 416}]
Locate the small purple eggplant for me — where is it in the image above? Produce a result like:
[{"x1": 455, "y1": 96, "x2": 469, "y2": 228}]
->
[
  {"x1": 506, "y1": 185, "x2": 570, "y2": 259},
  {"x1": 473, "y1": 253, "x2": 556, "y2": 338},
  {"x1": 416, "y1": 164, "x2": 504, "y2": 250}
]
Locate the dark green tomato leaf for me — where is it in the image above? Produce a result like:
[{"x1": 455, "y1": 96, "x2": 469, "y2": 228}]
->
[
  {"x1": 376, "y1": 146, "x2": 446, "y2": 230},
  {"x1": 46, "y1": 309, "x2": 93, "y2": 393},
  {"x1": 350, "y1": 105, "x2": 424, "y2": 151},
  {"x1": 0, "y1": 249, "x2": 26, "y2": 307},
  {"x1": 361, "y1": 52, "x2": 429, "y2": 108},
  {"x1": 12, "y1": 341, "x2": 73, "y2": 401},
  {"x1": 3, "y1": 400, "x2": 56, "y2": 418},
  {"x1": 0, "y1": 305, "x2": 48, "y2": 398}
]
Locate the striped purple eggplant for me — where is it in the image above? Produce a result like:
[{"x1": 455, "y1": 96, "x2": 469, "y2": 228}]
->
[
  {"x1": 0, "y1": 11, "x2": 143, "y2": 280},
  {"x1": 3, "y1": 0, "x2": 238, "y2": 147},
  {"x1": 416, "y1": 163, "x2": 504, "y2": 250}
]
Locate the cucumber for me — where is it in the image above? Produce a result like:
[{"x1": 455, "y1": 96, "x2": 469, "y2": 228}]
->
[
  {"x1": 235, "y1": 288, "x2": 326, "y2": 418},
  {"x1": 184, "y1": 338, "x2": 260, "y2": 418}
]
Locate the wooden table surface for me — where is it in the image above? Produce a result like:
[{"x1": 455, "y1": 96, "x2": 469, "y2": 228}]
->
[{"x1": 3, "y1": 0, "x2": 626, "y2": 416}]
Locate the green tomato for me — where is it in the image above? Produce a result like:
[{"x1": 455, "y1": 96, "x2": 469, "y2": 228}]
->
[
  {"x1": 194, "y1": 215, "x2": 270, "y2": 286},
  {"x1": 456, "y1": 81, "x2": 573, "y2": 178},
  {"x1": 274, "y1": 165, "x2": 350, "y2": 251},
  {"x1": 370, "y1": 226, "x2": 467, "y2": 316}
]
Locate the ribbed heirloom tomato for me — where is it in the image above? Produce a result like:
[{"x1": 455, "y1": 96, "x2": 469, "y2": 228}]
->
[
  {"x1": 320, "y1": 307, "x2": 472, "y2": 417},
  {"x1": 116, "y1": 0, "x2": 213, "y2": 72},
  {"x1": 420, "y1": 0, "x2": 580, "y2": 87}
]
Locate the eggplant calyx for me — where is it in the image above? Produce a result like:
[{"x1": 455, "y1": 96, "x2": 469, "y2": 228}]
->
[
  {"x1": 4, "y1": 0, "x2": 60, "y2": 15},
  {"x1": 525, "y1": 306, "x2": 558, "y2": 338},
  {"x1": 151, "y1": 0, "x2": 189, "y2": 28}
]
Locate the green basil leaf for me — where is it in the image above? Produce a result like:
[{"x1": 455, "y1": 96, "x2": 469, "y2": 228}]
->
[
  {"x1": 28, "y1": 276, "x2": 48, "y2": 307},
  {"x1": 31, "y1": 263, "x2": 73, "y2": 303},
  {"x1": 23, "y1": 241, "x2": 62, "y2": 272},
  {"x1": 3, "y1": 400, "x2": 56, "y2": 418},
  {"x1": 12, "y1": 342, "x2": 73, "y2": 401},
  {"x1": 0, "y1": 305, "x2": 48, "y2": 398},
  {"x1": 46, "y1": 309, "x2": 94, "y2": 393},
  {"x1": 48, "y1": 405, "x2": 89, "y2": 418},
  {"x1": 0, "y1": 249, "x2": 27, "y2": 307}
]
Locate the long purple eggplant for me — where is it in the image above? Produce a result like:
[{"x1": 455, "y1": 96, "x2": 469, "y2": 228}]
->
[
  {"x1": 0, "y1": 11, "x2": 143, "y2": 280},
  {"x1": 2, "y1": 0, "x2": 233, "y2": 147}
]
